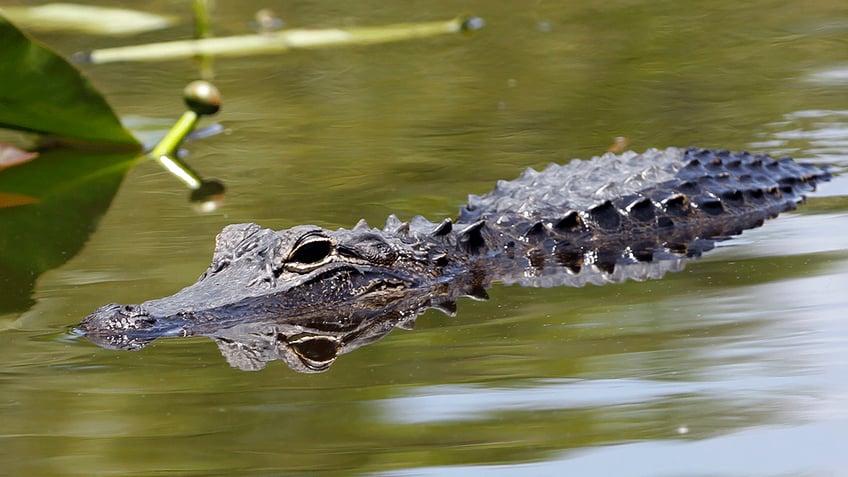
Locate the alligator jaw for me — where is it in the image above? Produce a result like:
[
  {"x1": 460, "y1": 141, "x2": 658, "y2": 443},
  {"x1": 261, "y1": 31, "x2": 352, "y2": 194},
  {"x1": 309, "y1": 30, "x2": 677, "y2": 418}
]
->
[{"x1": 76, "y1": 228, "x2": 439, "y2": 351}]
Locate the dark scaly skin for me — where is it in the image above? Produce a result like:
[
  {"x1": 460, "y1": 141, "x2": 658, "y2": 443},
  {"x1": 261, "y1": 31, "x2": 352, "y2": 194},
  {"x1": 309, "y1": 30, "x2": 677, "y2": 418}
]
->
[{"x1": 77, "y1": 148, "x2": 830, "y2": 371}]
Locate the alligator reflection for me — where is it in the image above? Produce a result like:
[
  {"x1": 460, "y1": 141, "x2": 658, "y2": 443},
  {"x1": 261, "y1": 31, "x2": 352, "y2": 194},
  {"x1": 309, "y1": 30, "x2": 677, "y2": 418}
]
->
[
  {"x1": 78, "y1": 148, "x2": 830, "y2": 373},
  {"x1": 187, "y1": 282, "x2": 486, "y2": 373}
]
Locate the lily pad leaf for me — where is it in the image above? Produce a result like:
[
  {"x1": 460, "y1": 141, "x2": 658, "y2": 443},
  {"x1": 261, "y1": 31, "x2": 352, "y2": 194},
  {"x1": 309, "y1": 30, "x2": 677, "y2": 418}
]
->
[
  {"x1": 0, "y1": 3, "x2": 175, "y2": 36},
  {"x1": 0, "y1": 143, "x2": 38, "y2": 170},
  {"x1": 0, "y1": 15, "x2": 140, "y2": 147}
]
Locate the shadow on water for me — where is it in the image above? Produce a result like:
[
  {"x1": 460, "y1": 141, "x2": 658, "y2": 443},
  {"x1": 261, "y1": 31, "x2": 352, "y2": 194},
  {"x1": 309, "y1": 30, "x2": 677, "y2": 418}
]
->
[{"x1": 3, "y1": 1, "x2": 848, "y2": 476}]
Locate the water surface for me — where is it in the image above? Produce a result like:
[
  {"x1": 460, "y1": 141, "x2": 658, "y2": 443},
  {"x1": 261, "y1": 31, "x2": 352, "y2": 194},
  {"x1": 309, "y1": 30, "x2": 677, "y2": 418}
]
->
[{"x1": 2, "y1": 0, "x2": 848, "y2": 475}]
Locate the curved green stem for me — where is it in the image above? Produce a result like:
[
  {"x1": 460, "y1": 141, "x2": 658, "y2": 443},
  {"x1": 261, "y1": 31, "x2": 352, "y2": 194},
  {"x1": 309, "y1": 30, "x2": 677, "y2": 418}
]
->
[
  {"x1": 148, "y1": 110, "x2": 203, "y2": 189},
  {"x1": 149, "y1": 110, "x2": 199, "y2": 158}
]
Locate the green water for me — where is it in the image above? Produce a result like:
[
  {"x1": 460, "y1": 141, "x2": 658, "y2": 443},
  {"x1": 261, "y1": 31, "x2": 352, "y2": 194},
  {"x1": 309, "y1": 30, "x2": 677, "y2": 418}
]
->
[{"x1": 2, "y1": 0, "x2": 848, "y2": 475}]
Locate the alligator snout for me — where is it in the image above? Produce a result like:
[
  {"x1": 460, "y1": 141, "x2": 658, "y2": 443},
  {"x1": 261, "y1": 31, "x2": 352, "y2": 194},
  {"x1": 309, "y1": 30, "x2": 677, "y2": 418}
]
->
[
  {"x1": 77, "y1": 302, "x2": 156, "y2": 335},
  {"x1": 74, "y1": 302, "x2": 167, "y2": 351}
]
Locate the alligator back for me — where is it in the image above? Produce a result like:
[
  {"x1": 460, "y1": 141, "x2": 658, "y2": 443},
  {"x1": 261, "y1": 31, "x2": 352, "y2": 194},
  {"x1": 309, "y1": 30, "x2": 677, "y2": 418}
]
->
[{"x1": 452, "y1": 147, "x2": 830, "y2": 287}]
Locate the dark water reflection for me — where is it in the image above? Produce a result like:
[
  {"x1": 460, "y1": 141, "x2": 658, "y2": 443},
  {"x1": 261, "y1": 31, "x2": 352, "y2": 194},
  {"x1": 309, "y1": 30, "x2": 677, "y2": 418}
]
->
[{"x1": 2, "y1": 0, "x2": 848, "y2": 475}]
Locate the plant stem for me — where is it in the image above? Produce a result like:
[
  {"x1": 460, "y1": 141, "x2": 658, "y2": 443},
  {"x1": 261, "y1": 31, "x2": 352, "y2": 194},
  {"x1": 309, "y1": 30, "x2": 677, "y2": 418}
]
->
[{"x1": 81, "y1": 16, "x2": 480, "y2": 64}]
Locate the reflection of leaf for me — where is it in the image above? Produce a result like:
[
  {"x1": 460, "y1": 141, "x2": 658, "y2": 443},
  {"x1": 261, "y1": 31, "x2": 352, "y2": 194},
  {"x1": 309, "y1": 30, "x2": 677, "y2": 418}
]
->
[
  {"x1": 0, "y1": 192, "x2": 39, "y2": 208},
  {"x1": 0, "y1": 15, "x2": 140, "y2": 146},
  {"x1": 0, "y1": 149, "x2": 138, "y2": 314},
  {"x1": 0, "y1": 143, "x2": 38, "y2": 170},
  {"x1": 0, "y1": 3, "x2": 174, "y2": 35}
]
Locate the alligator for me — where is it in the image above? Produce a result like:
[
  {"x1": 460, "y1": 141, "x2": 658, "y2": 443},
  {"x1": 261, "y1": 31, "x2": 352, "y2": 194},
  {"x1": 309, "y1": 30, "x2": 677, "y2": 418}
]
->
[{"x1": 77, "y1": 147, "x2": 831, "y2": 371}]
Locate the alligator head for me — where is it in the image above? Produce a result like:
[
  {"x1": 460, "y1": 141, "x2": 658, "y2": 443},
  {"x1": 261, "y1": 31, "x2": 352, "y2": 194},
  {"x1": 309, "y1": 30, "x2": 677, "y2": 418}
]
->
[{"x1": 77, "y1": 221, "x2": 454, "y2": 350}]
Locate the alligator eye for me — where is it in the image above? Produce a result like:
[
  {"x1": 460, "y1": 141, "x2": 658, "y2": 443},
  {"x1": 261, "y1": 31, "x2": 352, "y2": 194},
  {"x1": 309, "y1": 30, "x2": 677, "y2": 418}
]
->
[
  {"x1": 287, "y1": 334, "x2": 340, "y2": 372},
  {"x1": 285, "y1": 233, "x2": 335, "y2": 272}
]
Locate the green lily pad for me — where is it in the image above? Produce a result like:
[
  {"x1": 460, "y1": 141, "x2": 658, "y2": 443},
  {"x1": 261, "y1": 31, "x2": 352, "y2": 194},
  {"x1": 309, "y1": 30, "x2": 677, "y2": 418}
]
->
[{"x1": 0, "y1": 14, "x2": 140, "y2": 147}]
